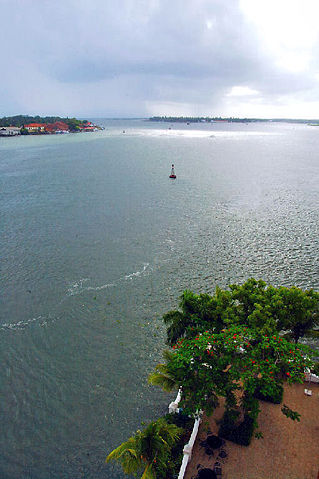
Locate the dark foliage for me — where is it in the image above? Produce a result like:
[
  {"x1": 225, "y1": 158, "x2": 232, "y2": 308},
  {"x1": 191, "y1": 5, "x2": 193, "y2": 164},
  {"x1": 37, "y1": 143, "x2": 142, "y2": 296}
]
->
[
  {"x1": 254, "y1": 384, "x2": 283, "y2": 404},
  {"x1": 154, "y1": 413, "x2": 194, "y2": 479},
  {"x1": 218, "y1": 410, "x2": 255, "y2": 446},
  {"x1": 281, "y1": 404, "x2": 301, "y2": 422},
  {"x1": 163, "y1": 412, "x2": 194, "y2": 431}
]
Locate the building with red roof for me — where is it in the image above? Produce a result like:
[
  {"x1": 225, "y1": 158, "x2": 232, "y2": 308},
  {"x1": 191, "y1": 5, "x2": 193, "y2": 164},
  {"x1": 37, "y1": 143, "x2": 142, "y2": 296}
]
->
[{"x1": 24, "y1": 123, "x2": 46, "y2": 131}]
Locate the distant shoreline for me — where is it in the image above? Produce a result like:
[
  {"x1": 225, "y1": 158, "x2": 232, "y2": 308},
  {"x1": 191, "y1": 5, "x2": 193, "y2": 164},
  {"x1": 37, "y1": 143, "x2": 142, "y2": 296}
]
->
[{"x1": 149, "y1": 116, "x2": 319, "y2": 124}]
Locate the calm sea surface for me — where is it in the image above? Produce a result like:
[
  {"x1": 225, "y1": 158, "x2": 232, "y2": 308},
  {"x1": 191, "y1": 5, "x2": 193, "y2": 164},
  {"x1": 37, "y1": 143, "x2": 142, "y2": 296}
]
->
[{"x1": 1, "y1": 120, "x2": 318, "y2": 478}]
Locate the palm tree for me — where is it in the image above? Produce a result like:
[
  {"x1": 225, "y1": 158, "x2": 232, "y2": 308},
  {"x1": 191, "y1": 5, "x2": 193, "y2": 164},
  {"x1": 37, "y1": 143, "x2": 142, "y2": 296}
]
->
[
  {"x1": 163, "y1": 289, "x2": 231, "y2": 346},
  {"x1": 163, "y1": 310, "x2": 189, "y2": 347},
  {"x1": 106, "y1": 418, "x2": 182, "y2": 479},
  {"x1": 148, "y1": 350, "x2": 179, "y2": 392},
  {"x1": 163, "y1": 289, "x2": 206, "y2": 346}
]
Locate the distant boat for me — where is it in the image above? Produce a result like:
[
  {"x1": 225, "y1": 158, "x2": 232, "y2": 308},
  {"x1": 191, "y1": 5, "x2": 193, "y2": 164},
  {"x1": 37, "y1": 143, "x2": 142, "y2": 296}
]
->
[{"x1": 169, "y1": 164, "x2": 176, "y2": 179}]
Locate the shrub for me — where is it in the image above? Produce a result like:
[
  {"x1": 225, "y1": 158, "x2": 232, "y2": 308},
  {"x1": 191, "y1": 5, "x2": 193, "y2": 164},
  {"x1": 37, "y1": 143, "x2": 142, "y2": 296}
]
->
[
  {"x1": 164, "y1": 411, "x2": 194, "y2": 431},
  {"x1": 218, "y1": 410, "x2": 256, "y2": 446},
  {"x1": 254, "y1": 384, "x2": 283, "y2": 404}
]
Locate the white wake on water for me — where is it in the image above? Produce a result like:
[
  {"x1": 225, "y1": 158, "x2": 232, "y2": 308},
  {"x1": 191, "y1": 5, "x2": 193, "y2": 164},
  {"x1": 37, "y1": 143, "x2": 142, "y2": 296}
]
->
[
  {"x1": 124, "y1": 263, "x2": 149, "y2": 279},
  {"x1": 1, "y1": 263, "x2": 152, "y2": 331},
  {"x1": 0, "y1": 315, "x2": 54, "y2": 331},
  {"x1": 66, "y1": 263, "x2": 151, "y2": 296}
]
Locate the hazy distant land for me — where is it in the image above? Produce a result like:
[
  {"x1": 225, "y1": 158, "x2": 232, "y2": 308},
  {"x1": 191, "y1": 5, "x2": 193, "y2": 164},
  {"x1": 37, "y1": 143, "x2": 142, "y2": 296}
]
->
[{"x1": 149, "y1": 116, "x2": 319, "y2": 124}]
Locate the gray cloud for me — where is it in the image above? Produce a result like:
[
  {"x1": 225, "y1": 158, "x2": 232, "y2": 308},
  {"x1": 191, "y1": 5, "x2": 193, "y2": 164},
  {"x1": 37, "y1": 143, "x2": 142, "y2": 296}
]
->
[{"x1": 1, "y1": 0, "x2": 319, "y2": 117}]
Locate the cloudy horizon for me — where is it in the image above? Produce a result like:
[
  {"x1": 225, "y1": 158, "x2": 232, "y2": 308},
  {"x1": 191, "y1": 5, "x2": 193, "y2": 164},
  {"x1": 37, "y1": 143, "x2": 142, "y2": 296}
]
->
[{"x1": 2, "y1": 0, "x2": 319, "y2": 119}]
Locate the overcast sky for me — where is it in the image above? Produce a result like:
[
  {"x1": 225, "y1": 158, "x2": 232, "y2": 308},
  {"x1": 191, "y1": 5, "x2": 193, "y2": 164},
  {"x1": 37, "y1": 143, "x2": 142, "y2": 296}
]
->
[{"x1": 2, "y1": 0, "x2": 319, "y2": 118}]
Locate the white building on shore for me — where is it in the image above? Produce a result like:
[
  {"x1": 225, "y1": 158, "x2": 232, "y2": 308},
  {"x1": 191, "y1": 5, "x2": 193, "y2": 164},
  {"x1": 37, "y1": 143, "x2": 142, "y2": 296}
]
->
[{"x1": 0, "y1": 126, "x2": 21, "y2": 136}]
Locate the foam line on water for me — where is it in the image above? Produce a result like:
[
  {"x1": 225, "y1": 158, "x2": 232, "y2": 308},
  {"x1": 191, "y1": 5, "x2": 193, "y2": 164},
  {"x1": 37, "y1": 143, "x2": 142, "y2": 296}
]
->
[
  {"x1": 67, "y1": 263, "x2": 151, "y2": 296},
  {"x1": 86, "y1": 283, "x2": 116, "y2": 291},
  {"x1": 124, "y1": 263, "x2": 150, "y2": 279},
  {"x1": 1, "y1": 263, "x2": 152, "y2": 331},
  {"x1": 0, "y1": 315, "x2": 54, "y2": 331}
]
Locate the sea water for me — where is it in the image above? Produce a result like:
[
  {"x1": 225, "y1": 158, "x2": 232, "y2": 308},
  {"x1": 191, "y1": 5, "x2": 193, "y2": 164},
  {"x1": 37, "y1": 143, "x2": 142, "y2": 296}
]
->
[{"x1": 1, "y1": 119, "x2": 318, "y2": 478}]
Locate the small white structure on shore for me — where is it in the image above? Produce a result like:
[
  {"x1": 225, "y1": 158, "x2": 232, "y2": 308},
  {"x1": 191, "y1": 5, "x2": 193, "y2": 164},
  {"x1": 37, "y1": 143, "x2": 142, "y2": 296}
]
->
[
  {"x1": 304, "y1": 369, "x2": 319, "y2": 383},
  {"x1": 0, "y1": 126, "x2": 21, "y2": 136},
  {"x1": 304, "y1": 369, "x2": 319, "y2": 395},
  {"x1": 169, "y1": 388, "x2": 182, "y2": 413}
]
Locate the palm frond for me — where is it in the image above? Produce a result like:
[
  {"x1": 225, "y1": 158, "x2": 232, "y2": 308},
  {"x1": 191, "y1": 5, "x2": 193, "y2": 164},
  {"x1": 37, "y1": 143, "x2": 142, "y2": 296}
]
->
[
  {"x1": 148, "y1": 367, "x2": 178, "y2": 392},
  {"x1": 106, "y1": 437, "x2": 142, "y2": 475},
  {"x1": 141, "y1": 462, "x2": 156, "y2": 479},
  {"x1": 106, "y1": 438, "x2": 136, "y2": 463},
  {"x1": 162, "y1": 349, "x2": 174, "y2": 362}
]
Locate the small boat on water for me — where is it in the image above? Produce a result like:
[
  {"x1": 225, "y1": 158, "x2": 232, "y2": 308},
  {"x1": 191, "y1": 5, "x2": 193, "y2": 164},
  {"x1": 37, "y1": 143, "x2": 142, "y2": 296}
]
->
[{"x1": 169, "y1": 164, "x2": 176, "y2": 179}]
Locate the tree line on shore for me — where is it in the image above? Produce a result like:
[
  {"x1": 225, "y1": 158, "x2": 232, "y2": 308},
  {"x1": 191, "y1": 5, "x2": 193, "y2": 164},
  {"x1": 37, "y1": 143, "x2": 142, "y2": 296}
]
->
[
  {"x1": 149, "y1": 116, "x2": 318, "y2": 124},
  {"x1": 0, "y1": 115, "x2": 87, "y2": 131}
]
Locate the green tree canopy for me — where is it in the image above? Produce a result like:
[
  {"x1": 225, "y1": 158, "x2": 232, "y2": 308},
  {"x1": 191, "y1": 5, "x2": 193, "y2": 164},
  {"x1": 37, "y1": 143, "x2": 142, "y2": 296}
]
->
[
  {"x1": 276, "y1": 286, "x2": 319, "y2": 342},
  {"x1": 150, "y1": 325, "x2": 314, "y2": 419},
  {"x1": 163, "y1": 287, "x2": 233, "y2": 346},
  {"x1": 0, "y1": 114, "x2": 87, "y2": 128},
  {"x1": 163, "y1": 279, "x2": 319, "y2": 346}
]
